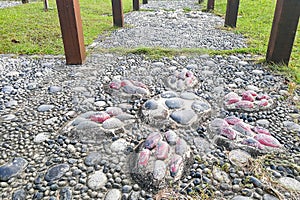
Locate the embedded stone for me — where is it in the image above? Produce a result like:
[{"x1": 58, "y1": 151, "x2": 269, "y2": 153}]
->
[
  {"x1": 90, "y1": 112, "x2": 111, "y2": 123},
  {"x1": 180, "y1": 92, "x2": 198, "y2": 100},
  {"x1": 160, "y1": 91, "x2": 177, "y2": 98},
  {"x1": 220, "y1": 126, "x2": 238, "y2": 140},
  {"x1": 48, "y1": 86, "x2": 62, "y2": 93},
  {"x1": 192, "y1": 100, "x2": 211, "y2": 112},
  {"x1": 106, "y1": 107, "x2": 123, "y2": 116},
  {"x1": 258, "y1": 99, "x2": 269, "y2": 107},
  {"x1": 37, "y1": 104, "x2": 55, "y2": 112},
  {"x1": 144, "y1": 99, "x2": 158, "y2": 110},
  {"x1": 153, "y1": 160, "x2": 166, "y2": 180},
  {"x1": 229, "y1": 149, "x2": 251, "y2": 167},
  {"x1": 242, "y1": 138, "x2": 264, "y2": 149},
  {"x1": 164, "y1": 130, "x2": 178, "y2": 145},
  {"x1": 169, "y1": 154, "x2": 183, "y2": 177},
  {"x1": 224, "y1": 116, "x2": 242, "y2": 125},
  {"x1": 102, "y1": 118, "x2": 124, "y2": 129},
  {"x1": 45, "y1": 164, "x2": 70, "y2": 182},
  {"x1": 110, "y1": 139, "x2": 127, "y2": 152},
  {"x1": 105, "y1": 189, "x2": 122, "y2": 200},
  {"x1": 278, "y1": 177, "x2": 300, "y2": 191},
  {"x1": 170, "y1": 109, "x2": 196, "y2": 125},
  {"x1": 254, "y1": 134, "x2": 281, "y2": 147},
  {"x1": 252, "y1": 126, "x2": 271, "y2": 135},
  {"x1": 145, "y1": 132, "x2": 162, "y2": 149},
  {"x1": 138, "y1": 149, "x2": 151, "y2": 167},
  {"x1": 236, "y1": 101, "x2": 254, "y2": 109},
  {"x1": 175, "y1": 138, "x2": 188, "y2": 155},
  {"x1": 59, "y1": 187, "x2": 72, "y2": 200},
  {"x1": 233, "y1": 122, "x2": 254, "y2": 136},
  {"x1": 87, "y1": 171, "x2": 107, "y2": 190},
  {"x1": 226, "y1": 97, "x2": 240, "y2": 105},
  {"x1": 34, "y1": 133, "x2": 50, "y2": 143},
  {"x1": 12, "y1": 189, "x2": 26, "y2": 200},
  {"x1": 85, "y1": 152, "x2": 102, "y2": 166},
  {"x1": 165, "y1": 98, "x2": 184, "y2": 109},
  {"x1": 224, "y1": 92, "x2": 239, "y2": 101},
  {"x1": 155, "y1": 141, "x2": 170, "y2": 160},
  {"x1": 0, "y1": 157, "x2": 28, "y2": 181}
]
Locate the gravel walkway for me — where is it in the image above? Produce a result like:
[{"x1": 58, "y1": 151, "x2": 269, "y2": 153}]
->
[
  {"x1": 0, "y1": 1, "x2": 21, "y2": 9},
  {"x1": 0, "y1": 1, "x2": 299, "y2": 200}
]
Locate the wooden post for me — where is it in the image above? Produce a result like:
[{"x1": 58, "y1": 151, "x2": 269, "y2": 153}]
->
[
  {"x1": 207, "y1": 0, "x2": 214, "y2": 11},
  {"x1": 224, "y1": 0, "x2": 240, "y2": 28},
  {"x1": 133, "y1": 0, "x2": 139, "y2": 11},
  {"x1": 22, "y1": 0, "x2": 29, "y2": 4},
  {"x1": 44, "y1": 0, "x2": 49, "y2": 12},
  {"x1": 112, "y1": 0, "x2": 124, "y2": 27},
  {"x1": 266, "y1": 0, "x2": 300, "y2": 65},
  {"x1": 143, "y1": 0, "x2": 148, "y2": 4},
  {"x1": 56, "y1": 0, "x2": 86, "y2": 65}
]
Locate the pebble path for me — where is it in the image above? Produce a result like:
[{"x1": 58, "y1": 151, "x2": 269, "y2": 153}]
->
[{"x1": 0, "y1": 1, "x2": 300, "y2": 200}]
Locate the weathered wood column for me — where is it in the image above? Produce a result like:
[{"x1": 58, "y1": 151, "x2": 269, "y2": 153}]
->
[
  {"x1": 56, "y1": 0, "x2": 86, "y2": 65},
  {"x1": 133, "y1": 0, "x2": 140, "y2": 11},
  {"x1": 266, "y1": 0, "x2": 300, "y2": 65},
  {"x1": 207, "y1": 0, "x2": 214, "y2": 11},
  {"x1": 224, "y1": 0, "x2": 240, "y2": 28},
  {"x1": 44, "y1": 0, "x2": 49, "y2": 11},
  {"x1": 112, "y1": 0, "x2": 124, "y2": 27}
]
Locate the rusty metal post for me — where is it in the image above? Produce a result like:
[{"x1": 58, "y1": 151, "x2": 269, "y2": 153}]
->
[
  {"x1": 266, "y1": 0, "x2": 300, "y2": 65},
  {"x1": 112, "y1": 0, "x2": 124, "y2": 27},
  {"x1": 143, "y1": 0, "x2": 147, "y2": 4},
  {"x1": 207, "y1": 0, "x2": 214, "y2": 11},
  {"x1": 133, "y1": 0, "x2": 139, "y2": 11},
  {"x1": 56, "y1": 0, "x2": 86, "y2": 65},
  {"x1": 224, "y1": 0, "x2": 240, "y2": 28}
]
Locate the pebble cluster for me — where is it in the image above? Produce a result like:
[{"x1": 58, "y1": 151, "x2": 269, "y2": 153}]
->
[{"x1": 0, "y1": 0, "x2": 300, "y2": 200}]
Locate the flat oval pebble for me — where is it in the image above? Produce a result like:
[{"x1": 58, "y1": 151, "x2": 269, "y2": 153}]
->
[
  {"x1": 0, "y1": 157, "x2": 28, "y2": 181},
  {"x1": 90, "y1": 112, "x2": 111, "y2": 123},
  {"x1": 87, "y1": 171, "x2": 107, "y2": 190},
  {"x1": 48, "y1": 86, "x2": 62, "y2": 93},
  {"x1": 110, "y1": 139, "x2": 127, "y2": 152},
  {"x1": 233, "y1": 122, "x2": 254, "y2": 136},
  {"x1": 191, "y1": 100, "x2": 211, "y2": 112},
  {"x1": 153, "y1": 160, "x2": 166, "y2": 180},
  {"x1": 84, "y1": 152, "x2": 102, "y2": 166},
  {"x1": 102, "y1": 118, "x2": 124, "y2": 129},
  {"x1": 105, "y1": 189, "x2": 122, "y2": 200},
  {"x1": 45, "y1": 164, "x2": 70, "y2": 182},
  {"x1": 160, "y1": 91, "x2": 177, "y2": 98},
  {"x1": 170, "y1": 109, "x2": 196, "y2": 125},
  {"x1": 254, "y1": 134, "x2": 281, "y2": 147},
  {"x1": 225, "y1": 116, "x2": 242, "y2": 125},
  {"x1": 278, "y1": 177, "x2": 300, "y2": 191},
  {"x1": 220, "y1": 126, "x2": 238, "y2": 140},
  {"x1": 229, "y1": 149, "x2": 251, "y2": 167},
  {"x1": 37, "y1": 104, "x2": 55, "y2": 112},
  {"x1": 34, "y1": 133, "x2": 50, "y2": 143},
  {"x1": 180, "y1": 91, "x2": 197, "y2": 100},
  {"x1": 144, "y1": 99, "x2": 158, "y2": 110},
  {"x1": 165, "y1": 98, "x2": 184, "y2": 109},
  {"x1": 164, "y1": 130, "x2": 178, "y2": 145},
  {"x1": 106, "y1": 107, "x2": 123, "y2": 116},
  {"x1": 175, "y1": 138, "x2": 188, "y2": 155},
  {"x1": 12, "y1": 189, "x2": 26, "y2": 200}
]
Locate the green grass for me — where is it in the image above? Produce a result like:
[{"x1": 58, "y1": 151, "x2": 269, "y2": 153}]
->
[
  {"x1": 203, "y1": 0, "x2": 299, "y2": 82},
  {"x1": 0, "y1": 0, "x2": 132, "y2": 55}
]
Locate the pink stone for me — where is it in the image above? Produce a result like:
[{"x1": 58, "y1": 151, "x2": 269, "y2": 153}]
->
[
  {"x1": 242, "y1": 91, "x2": 255, "y2": 102},
  {"x1": 258, "y1": 99, "x2": 268, "y2": 107},
  {"x1": 236, "y1": 100, "x2": 254, "y2": 109},
  {"x1": 242, "y1": 138, "x2": 264, "y2": 149},
  {"x1": 186, "y1": 71, "x2": 194, "y2": 78},
  {"x1": 120, "y1": 80, "x2": 133, "y2": 87},
  {"x1": 131, "y1": 80, "x2": 147, "y2": 89},
  {"x1": 257, "y1": 94, "x2": 270, "y2": 100},
  {"x1": 224, "y1": 92, "x2": 239, "y2": 101},
  {"x1": 138, "y1": 149, "x2": 151, "y2": 167},
  {"x1": 252, "y1": 126, "x2": 271, "y2": 135},
  {"x1": 169, "y1": 154, "x2": 183, "y2": 177},
  {"x1": 156, "y1": 141, "x2": 170, "y2": 160},
  {"x1": 254, "y1": 134, "x2": 281, "y2": 147},
  {"x1": 225, "y1": 116, "x2": 242, "y2": 125},
  {"x1": 90, "y1": 112, "x2": 110, "y2": 123},
  {"x1": 144, "y1": 132, "x2": 162, "y2": 149},
  {"x1": 164, "y1": 130, "x2": 178, "y2": 145},
  {"x1": 220, "y1": 126, "x2": 237, "y2": 140},
  {"x1": 233, "y1": 122, "x2": 255, "y2": 136},
  {"x1": 109, "y1": 82, "x2": 121, "y2": 90},
  {"x1": 226, "y1": 97, "x2": 240, "y2": 105}
]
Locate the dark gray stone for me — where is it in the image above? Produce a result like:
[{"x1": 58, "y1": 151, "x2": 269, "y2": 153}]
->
[
  {"x1": 12, "y1": 189, "x2": 26, "y2": 200},
  {"x1": 165, "y1": 98, "x2": 184, "y2": 109},
  {"x1": 84, "y1": 152, "x2": 102, "y2": 166},
  {"x1": 59, "y1": 187, "x2": 72, "y2": 200},
  {"x1": 0, "y1": 157, "x2": 28, "y2": 181},
  {"x1": 45, "y1": 164, "x2": 70, "y2": 182},
  {"x1": 170, "y1": 109, "x2": 196, "y2": 125}
]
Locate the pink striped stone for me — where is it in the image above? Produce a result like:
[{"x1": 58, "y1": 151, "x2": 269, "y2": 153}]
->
[
  {"x1": 138, "y1": 149, "x2": 151, "y2": 167},
  {"x1": 169, "y1": 154, "x2": 183, "y2": 177},
  {"x1": 144, "y1": 132, "x2": 162, "y2": 150},
  {"x1": 258, "y1": 99, "x2": 268, "y2": 107},
  {"x1": 254, "y1": 134, "x2": 281, "y2": 148},
  {"x1": 225, "y1": 116, "x2": 242, "y2": 125},
  {"x1": 156, "y1": 141, "x2": 170, "y2": 160},
  {"x1": 242, "y1": 138, "x2": 264, "y2": 149},
  {"x1": 233, "y1": 122, "x2": 254, "y2": 136},
  {"x1": 90, "y1": 112, "x2": 110, "y2": 123},
  {"x1": 236, "y1": 100, "x2": 254, "y2": 109},
  {"x1": 220, "y1": 126, "x2": 237, "y2": 140},
  {"x1": 242, "y1": 91, "x2": 255, "y2": 102},
  {"x1": 252, "y1": 126, "x2": 271, "y2": 135}
]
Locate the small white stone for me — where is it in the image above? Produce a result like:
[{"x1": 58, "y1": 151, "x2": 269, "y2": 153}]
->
[{"x1": 87, "y1": 171, "x2": 107, "y2": 190}]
